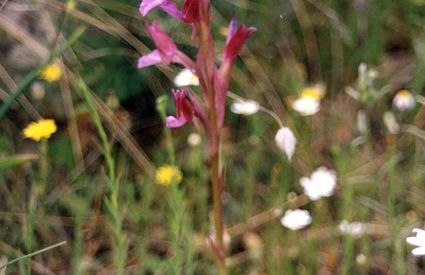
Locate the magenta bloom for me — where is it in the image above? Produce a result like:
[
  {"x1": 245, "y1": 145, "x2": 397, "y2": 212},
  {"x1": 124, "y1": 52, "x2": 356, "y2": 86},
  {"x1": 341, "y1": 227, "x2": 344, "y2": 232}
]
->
[
  {"x1": 223, "y1": 18, "x2": 257, "y2": 62},
  {"x1": 166, "y1": 89, "x2": 195, "y2": 128},
  {"x1": 219, "y1": 18, "x2": 256, "y2": 85},
  {"x1": 139, "y1": 0, "x2": 183, "y2": 19},
  {"x1": 137, "y1": 6, "x2": 256, "y2": 135},
  {"x1": 137, "y1": 21, "x2": 195, "y2": 70}
]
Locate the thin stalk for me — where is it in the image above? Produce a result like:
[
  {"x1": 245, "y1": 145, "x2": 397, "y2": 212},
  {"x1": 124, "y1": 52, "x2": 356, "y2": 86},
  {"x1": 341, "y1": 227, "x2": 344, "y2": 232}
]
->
[
  {"x1": 78, "y1": 77, "x2": 127, "y2": 275},
  {"x1": 23, "y1": 139, "x2": 49, "y2": 274},
  {"x1": 198, "y1": 19, "x2": 225, "y2": 272},
  {"x1": 387, "y1": 147, "x2": 405, "y2": 275},
  {"x1": 156, "y1": 96, "x2": 175, "y2": 164},
  {"x1": 0, "y1": 241, "x2": 66, "y2": 270}
]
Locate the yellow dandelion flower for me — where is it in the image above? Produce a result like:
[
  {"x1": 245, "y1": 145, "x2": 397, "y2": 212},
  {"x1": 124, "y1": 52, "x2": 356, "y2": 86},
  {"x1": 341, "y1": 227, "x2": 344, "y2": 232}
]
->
[
  {"x1": 39, "y1": 64, "x2": 62, "y2": 82},
  {"x1": 23, "y1": 119, "x2": 57, "y2": 141},
  {"x1": 155, "y1": 165, "x2": 183, "y2": 186}
]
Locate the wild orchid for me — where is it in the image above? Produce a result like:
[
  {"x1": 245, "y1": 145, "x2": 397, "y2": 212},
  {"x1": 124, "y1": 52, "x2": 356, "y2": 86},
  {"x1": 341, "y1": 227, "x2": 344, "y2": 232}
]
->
[
  {"x1": 138, "y1": 0, "x2": 256, "y2": 269},
  {"x1": 138, "y1": 0, "x2": 256, "y2": 270}
]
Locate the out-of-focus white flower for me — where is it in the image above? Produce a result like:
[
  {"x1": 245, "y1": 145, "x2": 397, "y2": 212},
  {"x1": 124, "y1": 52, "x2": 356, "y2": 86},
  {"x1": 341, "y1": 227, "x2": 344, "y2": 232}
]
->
[
  {"x1": 174, "y1": 69, "x2": 199, "y2": 87},
  {"x1": 383, "y1": 111, "x2": 400, "y2": 134},
  {"x1": 407, "y1": 228, "x2": 425, "y2": 256},
  {"x1": 358, "y1": 63, "x2": 367, "y2": 83},
  {"x1": 393, "y1": 89, "x2": 415, "y2": 111},
  {"x1": 292, "y1": 86, "x2": 324, "y2": 116},
  {"x1": 275, "y1": 127, "x2": 297, "y2": 161},
  {"x1": 292, "y1": 97, "x2": 320, "y2": 116},
  {"x1": 356, "y1": 254, "x2": 367, "y2": 266},
  {"x1": 300, "y1": 166, "x2": 337, "y2": 201},
  {"x1": 31, "y1": 81, "x2": 45, "y2": 100},
  {"x1": 187, "y1": 132, "x2": 202, "y2": 146},
  {"x1": 357, "y1": 110, "x2": 368, "y2": 134},
  {"x1": 338, "y1": 220, "x2": 365, "y2": 237},
  {"x1": 230, "y1": 99, "x2": 260, "y2": 116},
  {"x1": 280, "y1": 209, "x2": 312, "y2": 231}
]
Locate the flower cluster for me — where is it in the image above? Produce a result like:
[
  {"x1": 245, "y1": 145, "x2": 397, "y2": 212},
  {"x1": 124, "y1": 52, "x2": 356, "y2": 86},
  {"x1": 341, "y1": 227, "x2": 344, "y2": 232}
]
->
[
  {"x1": 138, "y1": 0, "x2": 256, "y2": 150},
  {"x1": 279, "y1": 166, "x2": 337, "y2": 231}
]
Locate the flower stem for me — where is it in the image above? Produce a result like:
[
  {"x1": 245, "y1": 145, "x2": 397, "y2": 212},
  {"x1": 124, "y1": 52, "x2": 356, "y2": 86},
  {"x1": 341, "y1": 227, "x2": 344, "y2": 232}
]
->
[{"x1": 198, "y1": 19, "x2": 226, "y2": 273}]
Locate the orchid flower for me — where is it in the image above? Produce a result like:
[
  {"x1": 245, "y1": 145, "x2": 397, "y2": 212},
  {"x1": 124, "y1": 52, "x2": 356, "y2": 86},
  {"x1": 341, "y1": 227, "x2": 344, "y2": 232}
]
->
[
  {"x1": 139, "y1": 0, "x2": 183, "y2": 19},
  {"x1": 166, "y1": 88, "x2": 208, "y2": 130},
  {"x1": 137, "y1": 21, "x2": 195, "y2": 70},
  {"x1": 165, "y1": 89, "x2": 195, "y2": 128},
  {"x1": 140, "y1": 0, "x2": 206, "y2": 24}
]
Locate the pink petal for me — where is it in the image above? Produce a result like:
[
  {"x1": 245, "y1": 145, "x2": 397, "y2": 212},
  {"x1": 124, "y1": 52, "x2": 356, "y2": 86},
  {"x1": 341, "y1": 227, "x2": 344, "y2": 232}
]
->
[
  {"x1": 226, "y1": 17, "x2": 238, "y2": 45},
  {"x1": 137, "y1": 50, "x2": 162, "y2": 68},
  {"x1": 172, "y1": 52, "x2": 196, "y2": 71},
  {"x1": 139, "y1": 0, "x2": 167, "y2": 16},
  {"x1": 158, "y1": 1, "x2": 183, "y2": 19},
  {"x1": 224, "y1": 24, "x2": 256, "y2": 61},
  {"x1": 147, "y1": 21, "x2": 177, "y2": 63},
  {"x1": 166, "y1": 116, "x2": 187, "y2": 128},
  {"x1": 182, "y1": 0, "x2": 201, "y2": 23}
]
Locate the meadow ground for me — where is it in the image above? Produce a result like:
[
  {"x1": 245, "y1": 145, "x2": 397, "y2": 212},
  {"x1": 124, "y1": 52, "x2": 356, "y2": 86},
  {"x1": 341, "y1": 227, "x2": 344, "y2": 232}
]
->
[{"x1": 1, "y1": 0, "x2": 425, "y2": 274}]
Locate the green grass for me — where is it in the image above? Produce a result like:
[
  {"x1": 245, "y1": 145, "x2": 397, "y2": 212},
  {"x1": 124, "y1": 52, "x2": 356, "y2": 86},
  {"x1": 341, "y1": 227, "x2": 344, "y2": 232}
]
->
[{"x1": 1, "y1": 0, "x2": 425, "y2": 273}]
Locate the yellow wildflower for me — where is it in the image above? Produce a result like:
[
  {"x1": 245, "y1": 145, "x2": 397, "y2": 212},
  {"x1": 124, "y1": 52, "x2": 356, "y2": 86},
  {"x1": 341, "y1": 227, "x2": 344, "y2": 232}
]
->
[
  {"x1": 155, "y1": 165, "x2": 183, "y2": 185},
  {"x1": 39, "y1": 64, "x2": 62, "y2": 82},
  {"x1": 23, "y1": 119, "x2": 57, "y2": 141}
]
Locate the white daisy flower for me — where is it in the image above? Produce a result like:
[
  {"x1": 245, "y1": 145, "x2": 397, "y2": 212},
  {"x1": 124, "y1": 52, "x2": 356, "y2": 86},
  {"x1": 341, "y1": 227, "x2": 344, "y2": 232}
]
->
[
  {"x1": 174, "y1": 69, "x2": 199, "y2": 87},
  {"x1": 292, "y1": 86, "x2": 324, "y2": 116},
  {"x1": 230, "y1": 99, "x2": 260, "y2": 116},
  {"x1": 274, "y1": 127, "x2": 297, "y2": 161},
  {"x1": 280, "y1": 209, "x2": 312, "y2": 231},
  {"x1": 292, "y1": 97, "x2": 320, "y2": 116},
  {"x1": 407, "y1": 228, "x2": 425, "y2": 256},
  {"x1": 393, "y1": 89, "x2": 415, "y2": 111},
  {"x1": 300, "y1": 166, "x2": 337, "y2": 201}
]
